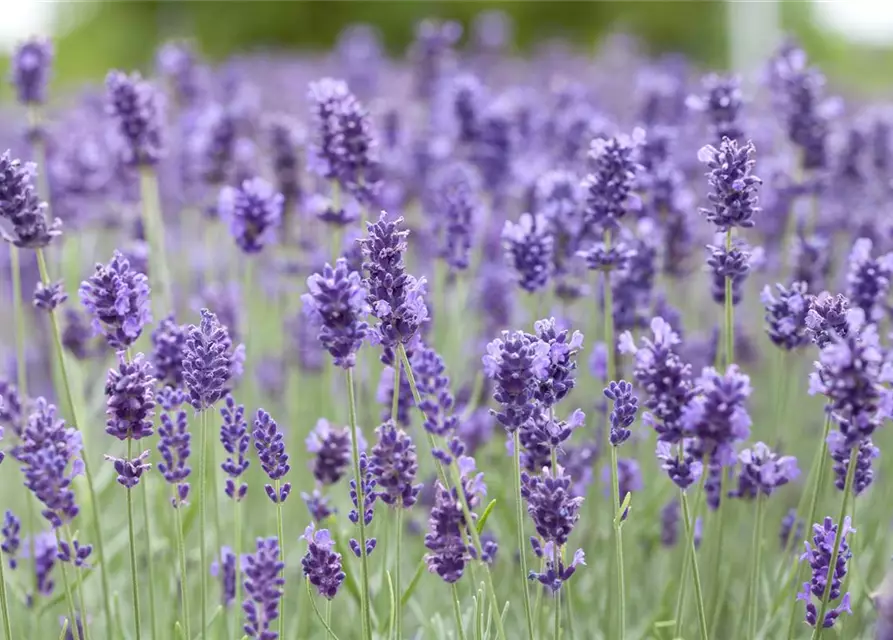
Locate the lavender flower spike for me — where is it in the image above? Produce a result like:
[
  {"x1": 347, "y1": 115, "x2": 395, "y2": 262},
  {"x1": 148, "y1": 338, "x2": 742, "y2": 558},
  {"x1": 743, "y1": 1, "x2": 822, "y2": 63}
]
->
[
  {"x1": 483, "y1": 330, "x2": 549, "y2": 433},
  {"x1": 105, "y1": 70, "x2": 164, "y2": 166},
  {"x1": 305, "y1": 419, "x2": 353, "y2": 486},
  {"x1": 369, "y1": 421, "x2": 422, "y2": 508},
  {"x1": 183, "y1": 309, "x2": 234, "y2": 411},
  {"x1": 0, "y1": 151, "x2": 60, "y2": 249},
  {"x1": 79, "y1": 250, "x2": 151, "y2": 350},
  {"x1": 220, "y1": 396, "x2": 249, "y2": 501},
  {"x1": 797, "y1": 516, "x2": 854, "y2": 629},
  {"x1": 656, "y1": 441, "x2": 703, "y2": 490},
  {"x1": 1, "y1": 510, "x2": 21, "y2": 569},
  {"x1": 521, "y1": 466, "x2": 584, "y2": 546},
  {"x1": 502, "y1": 213, "x2": 554, "y2": 293},
  {"x1": 697, "y1": 137, "x2": 762, "y2": 231},
  {"x1": 605, "y1": 380, "x2": 639, "y2": 446},
  {"x1": 105, "y1": 351, "x2": 156, "y2": 441},
  {"x1": 11, "y1": 37, "x2": 53, "y2": 105},
  {"x1": 846, "y1": 238, "x2": 893, "y2": 323},
  {"x1": 242, "y1": 537, "x2": 284, "y2": 639},
  {"x1": 682, "y1": 364, "x2": 752, "y2": 464},
  {"x1": 581, "y1": 129, "x2": 645, "y2": 235},
  {"x1": 729, "y1": 442, "x2": 799, "y2": 499},
  {"x1": 302, "y1": 259, "x2": 370, "y2": 369},
  {"x1": 157, "y1": 403, "x2": 191, "y2": 507},
  {"x1": 105, "y1": 450, "x2": 152, "y2": 489},
  {"x1": 218, "y1": 178, "x2": 284, "y2": 254},
  {"x1": 301, "y1": 524, "x2": 345, "y2": 599},
  {"x1": 33, "y1": 280, "x2": 67, "y2": 312},
  {"x1": 761, "y1": 282, "x2": 810, "y2": 351},
  {"x1": 253, "y1": 410, "x2": 291, "y2": 504}
]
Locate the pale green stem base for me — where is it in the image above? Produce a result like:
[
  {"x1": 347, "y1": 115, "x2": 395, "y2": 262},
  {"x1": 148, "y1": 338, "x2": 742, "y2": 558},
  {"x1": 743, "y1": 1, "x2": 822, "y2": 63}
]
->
[
  {"x1": 199, "y1": 410, "x2": 209, "y2": 639},
  {"x1": 141, "y1": 467, "x2": 158, "y2": 639},
  {"x1": 450, "y1": 583, "x2": 467, "y2": 640},
  {"x1": 275, "y1": 485, "x2": 286, "y2": 640},
  {"x1": 346, "y1": 368, "x2": 373, "y2": 640},
  {"x1": 0, "y1": 544, "x2": 13, "y2": 639},
  {"x1": 748, "y1": 495, "x2": 766, "y2": 638},
  {"x1": 513, "y1": 431, "x2": 536, "y2": 640},
  {"x1": 174, "y1": 492, "x2": 191, "y2": 639},
  {"x1": 681, "y1": 491, "x2": 709, "y2": 640},
  {"x1": 127, "y1": 439, "x2": 143, "y2": 640},
  {"x1": 54, "y1": 528, "x2": 81, "y2": 640}
]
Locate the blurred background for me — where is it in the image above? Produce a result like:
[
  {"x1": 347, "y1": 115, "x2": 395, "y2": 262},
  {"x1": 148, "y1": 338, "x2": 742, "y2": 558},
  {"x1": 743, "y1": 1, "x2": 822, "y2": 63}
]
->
[{"x1": 0, "y1": 1, "x2": 892, "y2": 93}]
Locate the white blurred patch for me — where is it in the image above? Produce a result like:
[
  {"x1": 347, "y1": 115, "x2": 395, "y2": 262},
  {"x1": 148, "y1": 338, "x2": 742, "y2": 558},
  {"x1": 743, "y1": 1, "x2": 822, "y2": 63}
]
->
[{"x1": 815, "y1": 0, "x2": 893, "y2": 45}]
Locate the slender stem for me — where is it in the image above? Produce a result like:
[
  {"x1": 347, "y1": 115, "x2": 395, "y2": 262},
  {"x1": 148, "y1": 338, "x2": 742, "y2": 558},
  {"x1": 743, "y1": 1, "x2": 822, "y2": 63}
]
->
[
  {"x1": 450, "y1": 583, "x2": 468, "y2": 640},
  {"x1": 10, "y1": 247, "x2": 27, "y2": 398},
  {"x1": 233, "y1": 497, "x2": 242, "y2": 631},
  {"x1": 138, "y1": 167, "x2": 173, "y2": 316},
  {"x1": 35, "y1": 248, "x2": 114, "y2": 633},
  {"x1": 395, "y1": 507, "x2": 403, "y2": 640},
  {"x1": 811, "y1": 446, "x2": 859, "y2": 640},
  {"x1": 345, "y1": 368, "x2": 373, "y2": 640},
  {"x1": 306, "y1": 580, "x2": 342, "y2": 640},
  {"x1": 513, "y1": 431, "x2": 536, "y2": 640},
  {"x1": 174, "y1": 491, "x2": 191, "y2": 639},
  {"x1": 784, "y1": 409, "x2": 832, "y2": 638},
  {"x1": 706, "y1": 463, "x2": 727, "y2": 625},
  {"x1": 126, "y1": 439, "x2": 143, "y2": 640},
  {"x1": 275, "y1": 483, "x2": 285, "y2": 640},
  {"x1": 325, "y1": 599, "x2": 333, "y2": 640},
  {"x1": 675, "y1": 459, "x2": 708, "y2": 638},
  {"x1": 681, "y1": 491, "x2": 709, "y2": 640},
  {"x1": 54, "y1": 529, "x2": 81, "y2": 640},
  {"x1": 553, "y1": 543, "x2": 561, "y2": 640},
  {"x1": 63, "y1": 524, "x2": 91, "y2": 640},
  {"x1": 392, "y1": 360, "x2": 401, "y2": 424},
  {"x1": 724, "y1": 229, "x2": 734, "y2": 366},
  {"x1": 141, "y1": 479, "x2": 158, "y2": 639},
  {"x1": 199, "y1": 409, "x2": 209, "y2": 639},
  {"x1": 0, "y1": 536, "x2": 13, "y2": 640},
  {"x1": 748, "y1": 494, "x2": 766, "y2": 639}
]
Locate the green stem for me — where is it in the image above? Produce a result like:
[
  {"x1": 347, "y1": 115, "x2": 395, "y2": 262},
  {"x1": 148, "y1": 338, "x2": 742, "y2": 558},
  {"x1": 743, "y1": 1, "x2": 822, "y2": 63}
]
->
[
  {"x1": 54, "y1": 529, "x2": 81, "y2": 640},
  {"x1": 199, "y1": 409, "x2": 209, "y2": 639},
  {"x1": 553, "y1": 543, "x2": 561, "y2": 640},
  {"x1": 138, "y1": 167, "x2": 173, "y2": 316},
  {"x1": 174, "y1": 489, "x2": 191, "y2": 640},
  {"x1": 141, "y1": 477, "x2": 159, "y2": 640},
  {"x1": 325, "y1": 598, "x2": 333, "y2": 640},
  {"x1": 675, "y1": 460, "x2": 708, "y2": 638},
  {"x1": 724, "y1": 229, "x2": 734, "y2": 366},
  {"x1": 35, "y1": 248, "x2": 114, "y2": 634},
  {"x1": 345, "y1": 368, "x2": 373, "y2": 640},
  {"x1": 450, "y1": 583, "x2": 467, "y2": 640},
  {"x1": 0, "y1": 537, "x2": 13, "y2": 640},
  {"x1": 275, "y1": 483, "x2": 285, "y2": 640},
  {"x1": 748, "y1": 494, "x2": 766, "y2": 639},
  {"x1": 681, "y1": 491, "x2": 709, "y2": 640},
  {"x1": 811, "y1": 446, "x2": 859, "y2": 640},
  {"x1": 306, "y1": 580, "x2": 342, "y2": 640},
  {"x1": 10, "y1": 246, "x2": 27, "y2": 398},
  {"x1": 513, "y1": 430, "x2": 536, "y2": 640},
  {"x1": 126, "y1": 438, "x2": 143, "y2": 640},
  {"x1": 395, "y1": 507, "x2": 403, "y2": 640},
  {"x1": 706, "y1": 462, "x2": 727, "y2": 626},
  {"x1": 233, "y1": 497, "x2": 242, "y2": 633},
  {"x1": 64, "y1": 524, "x2": 91, "y2": 640},
  {"x1": 784, "y1": 410, "x2": 833, "y2": 639}
]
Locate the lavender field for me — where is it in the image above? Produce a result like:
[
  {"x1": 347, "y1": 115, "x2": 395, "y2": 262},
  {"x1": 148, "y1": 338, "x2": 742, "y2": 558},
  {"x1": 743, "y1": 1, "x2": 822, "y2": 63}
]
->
[{"x1": 0, "y1": 13, "x2": 892, "y2": 640}]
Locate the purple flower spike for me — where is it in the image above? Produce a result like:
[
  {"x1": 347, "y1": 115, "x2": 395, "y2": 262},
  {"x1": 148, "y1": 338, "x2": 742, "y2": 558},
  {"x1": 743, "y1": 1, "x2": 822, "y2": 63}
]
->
[
  {"x1": 529, "y1": 542, "x2": 585, "y2": 592},
  {"x1": 211, "y1": 546, "x2": 238, "y2": 608},
  {"x1": 11, "y1": 37, "x2": 53, "y2": 105},
  {"x1": 220, "y1": 396, "x2": 249, "y2": 501},
  {"x1": 424, "y1": 481, "x2": 471, "y2": 584},
  {"x1": 183, "y1": 309, "x2": 234, "y2": 411},
  {"x1": 729, "y1": 442, "x2": 800, "y2": 499},
  {"x1": 411, "y1": 345, "x2": 458, "y2": 437},
  {"x1": 79, "y1": 250, "x2": 151, "y2": 350},
  {"x1": 218, "y1": 178, "x2": 283, "y2": 254},
  {"x1": 502, "y1": 213, "x2": 554, "y2": 294},
  {"x1": 0, "y1": 151, "x2": 60, "y2": 249},
  {"x1": 151, "y1": 315, "x2": 187, "y2": 388},
  {"x1": 57, "y1": 538, "x2": 92, "y2": 568},
  {"x1": 105, "y1": 351, "x2": 156, "y2": 441},
  {"x1": 253, "y1": 410, "x2": 291, "y2": 504},
  {"x1": 104, "y1": 450, "x2": 151, "y2": 489},
  {"x1": 306, "y1": 419, "x2": 353, "y2": 486},
  {"x1": 707, "y1": 240, "x2": 752, "y2": 307},
  {"x1": 302, "y1": 259, "x2": 370, "y2": 369},
  {"x1": 2, "y1": 510, "x2": 21, "y2": 569},
  {"x1": 105, "y1": 70, "x2": 164, "y2": 166},
  {"x1": 348, "y1": 453, "x2": 377, "y2": 557},
  {"x1": 301, "y1": 490, "x2": 334, "y2": 523},
  {"x1": 157, "y1": 405, "x2": 191, "y2": 507},
  {"x1": 301, "y1": 523, "x2": 345, "y2": 599},
  {"x1": 483, "y1": 330, "x2": 549, "y2": 434},
  {"x1": 430, "y1": 161, "x2": 481, "y2": 272},
  {"x1": 242, "y1": 537, "x2": 284, "y2": 639},
  {"x1": 20, "y1": 399, "x2": 84, "y2": 528},
  {"x1": 605, "y1": 380, "x2": 639, "y2": 447},
  {"x1": 359, "y1": 213, "x2": 429, "y2": 348},
  {"x1": 33, "y1": 281, "x2": 67, "y2": 312},
  {"x1": 687, "y1": 74, "x2": 743, "y2": 143},
  {"x1": 682, "y1": 365, "x2": 752, "y2": 464},
  {"x1": 697, "y1": 137, "x2": 762, "y2": 231},
  {"x1": 581, "y1": 129, "x2": 645, "y2": 235},
  {"x1": 656, "y1": 441, "x2": 703, "y2": 490},
  {"x1": 533, "y1": 318, "x2": 583, "y2": 408},
  {"x1": 369, "y1": 421, "x2": 422, "y2": 508},
  {"x1": 846, "y1": 238, "x2": 893, "y2": 323},
  {"x1": 797, "y1": 516, "x2": 854, "y2": 629},
  {"x1": 762, "y1": 282, "x2": 810, "y2": 351},
  {"x1": 521, "y1": 466, "x2": 583, "y2": 546}
]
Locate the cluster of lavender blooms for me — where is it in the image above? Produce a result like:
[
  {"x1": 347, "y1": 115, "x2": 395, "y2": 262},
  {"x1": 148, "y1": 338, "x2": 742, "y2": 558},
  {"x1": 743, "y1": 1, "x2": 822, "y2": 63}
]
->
[{"x1": 5, "y1": 16, "x2": 893, "y2": 640}]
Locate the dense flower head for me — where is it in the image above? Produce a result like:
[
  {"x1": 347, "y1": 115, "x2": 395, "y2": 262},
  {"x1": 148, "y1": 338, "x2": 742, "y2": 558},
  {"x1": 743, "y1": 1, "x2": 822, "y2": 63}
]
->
[
  {"x1": 57, "y1": 538, "x2": 92, "y2": 568},
  {"x1": 581, "y1": 129, "x2": 645, "y2": 235},
  {"x1": 301, "y1": 524, "x2": 345, "y2": 599},
  {"x1": 605, "y1": 380, "x2": 639, "y2": 446},
  {"x1": 529, "y1": 541, "x2": 585, "y2": 593},
  {"x1": 430, "y1": 161, "x2": 481, "y2": 272},
  {"x1": 218, "y1": 178, "x2": 284, "y2": 254},
  {"x1": 483, "y1": 330, "x2": 549, "y2": 433},
  {"x1": 656, "y1": 441, "x2": 703, "y2": 490},
  {"x1": 183, "y1": 309, "x2": 234, "y2": 411},
  {"x1": 472, "y1": 98, "x2": 514, "y2": 189},
  {"x1": 242, "y1": 537, "x2": 284, "y2": 640},
  {"x1": 533, "y1": 318, "x2": 583, "y2": 407},
  {"x1": 26, "y1": 530, "x2": 57, "y2": 597},
  {"x1": 619, "y1": 317, "x2": 698, "y2": 444},
  {"x1": 706, "y1": 239, "x2": 752, "y2": 307},
  {"x1": 105, "y1": 70, "x2": 164, "y2": 166},
  {"x1": 33, "y1": 280, "x2": 67, "y2": 312},
  {"x1": 253, "y1": 409, "x2": 291, "y2": 504},
  {"x1": 79, "y1": 250, "x2": 151, "y2": 349},
  {"x1": 349, "y1": 453, "x2": 378, "y2": 558},
  {"x1": 797, "y1": 516, "x2": 854, "y2": 629},
  {"x1": 828, "y1": 432, "x2": 879, "y2": 496},
  {"x1": 305, "y1": 419, "x2": 353, "y2": 486},
  {"x1": 151, "y1": 315, "x2": 187, "y2": 387},
  {"x1": 11, "y1": 37, "x2": 53, "y2": 105},
  {"x1": 519, "y1": 408, "x2": 585, "y2": 471},
  {"x1": 805, "y1": 293, "x2": 850, "y2": 349},
  {"x1": 697, "y1": 137, "x2": 761, "y2": 231},
  {"x1": 156, "y1": 40, "x2": 202, "y2": 108},
  {"x1": 502, "y1": 212, "x2": 554, "y2": 293},
  {"x1": 267, "y1": 116, "x2": 303, "y2": 200},
  {"x1": 687, "y1": 74, "x2": 744, "y2": 142},
  {"x1": 105, "y1": 450, "x2": 151, "y2": 489},
  {"x1": 0, "y1": 151, "x2": 60, "y2": 249},
  {"x1": 682, "y1": 364, "x2": 752, "y2": 463},
  {"x1": 211, "y1": 546, "x2": 238, "y2": 608},
  {"x1": 302, "y1": 259, "x2": 369, "y2": 369},
  {"x1": 157, "y1": 403, "x2": 191, "y2": 506},
  {"x1": 762, "y1": 282, "x2": 810, "y2": 350},
  {"x1": 424, "y1": 479, "x2": 472, "y2": 583},
  {"x1": 411, "y1": 344, "x2": 458, "y2": 437},
  {"x1": 1, "y1": 510, "x2": 21, "y2": 569},
  {"x1": 729, "y1": 442, "x2": 799, "y2": 498},
  {"x1": 370, "y1": 421, "x2": 422, "y2": 508},
  {"x1": 846, "y1": 238, "x2": 893, "y2": 323},
  {"x1": 219, "y1": 396, "x2": 249, "y2": 501},
  {"x1": 105, "y1": 351, "x2": 156, "y2": 441},
  {"x1": 521, "y1": 466, "x2": 584, "y2": 546},
  {"x1": 359, "y1": 213, "x2": 428, "y2": 347}
]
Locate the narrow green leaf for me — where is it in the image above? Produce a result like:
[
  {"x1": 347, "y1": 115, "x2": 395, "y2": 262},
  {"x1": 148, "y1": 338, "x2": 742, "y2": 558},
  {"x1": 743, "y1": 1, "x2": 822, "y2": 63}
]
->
[
  {"x1": 192, "y1": 605, "x2": 224, "y2": 640},
  {"x1": 305, "y1": 579, "x2": 342, "y2": 640},
  {"x1": 386, "y1": 570, "x2": 396, "y2": 640},
  {"x1": 476, "y1": 499, "x2": 497, "y2": 535},
  {"x1": 58, "y1": 619, "x2": 69, "y2": 640},
  {"x1": 614, "y1": 491, "x2": 632, "y2": 527},
  {"x1": 401, "y1": 559, "x2": 425, "y2": 607}
]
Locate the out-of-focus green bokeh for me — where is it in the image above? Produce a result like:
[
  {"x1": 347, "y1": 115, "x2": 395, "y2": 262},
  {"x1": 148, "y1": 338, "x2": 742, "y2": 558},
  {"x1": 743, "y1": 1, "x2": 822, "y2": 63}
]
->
[{"x1": 22, "y1": 0, "x2": 893, "y2": 91}]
